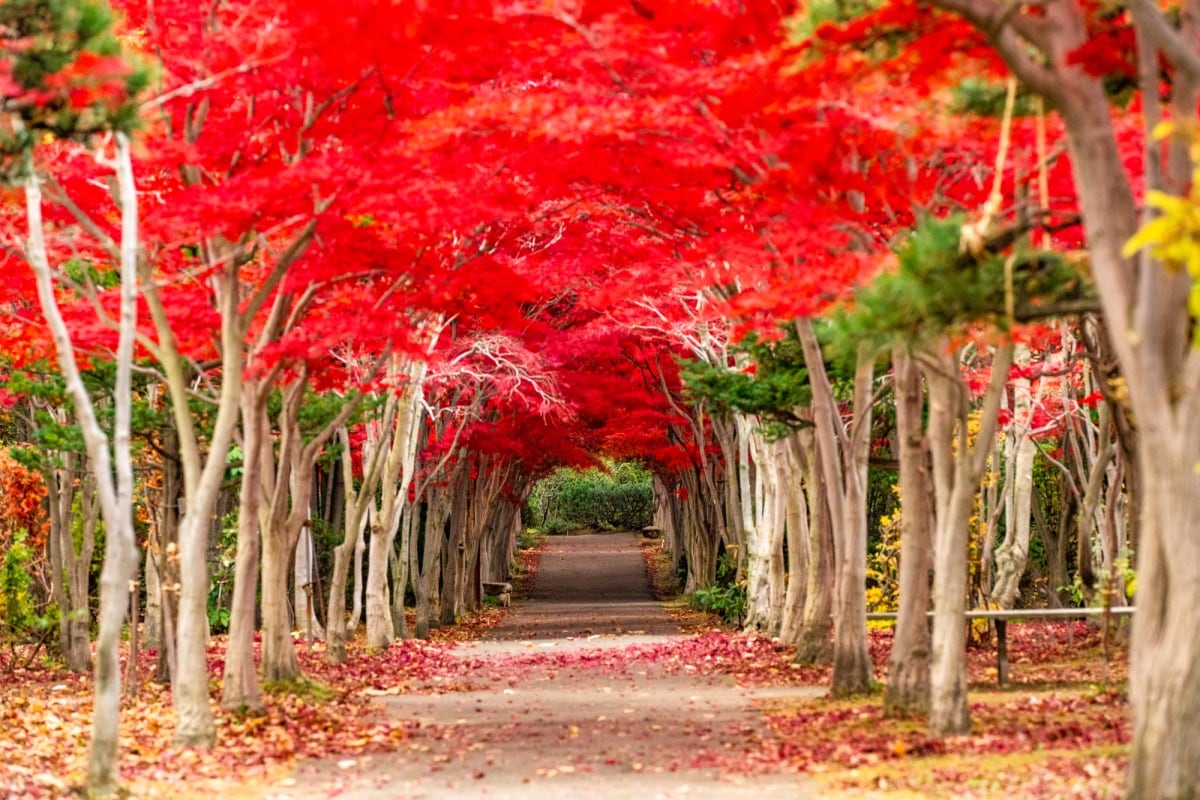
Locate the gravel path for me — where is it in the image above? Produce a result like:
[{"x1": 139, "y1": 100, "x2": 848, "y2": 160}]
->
[{"x1": 276, "y1": 533, "x2": 817, "y2": 799}]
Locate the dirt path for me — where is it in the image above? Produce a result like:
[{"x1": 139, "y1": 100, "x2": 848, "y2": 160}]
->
[
  {"x1": 277, "y1": 533, "x2": 816, "y2": 799},
  {"x1": 486, "y1": 531, "x2": 680, "y2": 640}
]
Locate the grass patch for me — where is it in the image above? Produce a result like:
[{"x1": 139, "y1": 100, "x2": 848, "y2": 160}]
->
[{"x1": 262, "y1": 677, "x2": 336, "y2": 703}]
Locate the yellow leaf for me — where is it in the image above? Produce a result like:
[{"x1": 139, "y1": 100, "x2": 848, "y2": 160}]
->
[
  {"x1": 1123, "y1": 217, "x2": 1183, "y2": 258},
  {"x1": 1144, "y1": 189, "x2": 1191, "y2": 215},
  {"x1": 1152, "y1": 120, "x2": 1176, "y2": 141}
]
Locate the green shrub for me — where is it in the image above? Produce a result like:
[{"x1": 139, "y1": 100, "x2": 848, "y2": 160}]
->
[
  {"x1": 208, "y1": 510, "x2": 237, "y2": 634},
  {"x1": 542, "y1": 518, "x2": 572, "y2": 535},
  {"x1": 690, "y1": 583, "x2": 746, "y2": 625},
  {"x1": 1, "y1": 530, "x2": 55, "y2": 664},
  {"x1": 688, "y1": 551, "x2": 745, "y2": 625},
  {"x1": 528, "y1": 463, "x2": 653, "y2": 532}
]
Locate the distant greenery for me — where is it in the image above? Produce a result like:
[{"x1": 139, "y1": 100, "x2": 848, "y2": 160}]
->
[{"x1": 527, "y1": 462, "x2": 653, "y2": 533}]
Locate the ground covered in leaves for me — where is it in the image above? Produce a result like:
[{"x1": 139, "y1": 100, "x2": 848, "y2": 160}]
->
[
  {"x1": 1, "y1": 525, "x2": 1130, "y2": 800},
  {"x1": 0, "y1": 541, "x2": 549, "y2": 799},
  {"x1": 757, "y1": 621, "x2": 1129, "y2": 799}
]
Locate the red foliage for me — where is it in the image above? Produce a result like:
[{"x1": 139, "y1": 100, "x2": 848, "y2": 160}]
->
[{"x1": 0, "y1": 452, "x2": 48, "y2": 551}]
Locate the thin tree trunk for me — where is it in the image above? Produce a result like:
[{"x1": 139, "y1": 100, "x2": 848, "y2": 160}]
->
[
  {"x1": 798, "y1": 321, "x2": 874, "y2": 697},
  {"x1": 326, "y1": 411, "x2": 394, "y2": 662},
  {"x1": 220, "y1": 388, "x2": 266, "y2": 711},
  {"x1": 294, "y1": 520, "x2": 324, "y2": 641},
  {"x1": 991, "y1": 345, "x2": 1037, "y2": 609},
  {"x1": 26, "y1": 136, "x2": 141, "y2": 798},
  {"x1": 927, "y1": 343, "x2": 1013, "y2": 737},
  {"x1": 777, "y1": 432, "x2": 810, "y2": 645},
  {"x1": 45, "y1": 449, "x2": 93, "y2": 673},
  {"x1": 389, "y1": 510, "x2": 411, "y2": 637},
  {"x1": 414, "y1": 492, "x2": 451, "y2": 639},
  {"x1": 151, "y1": 419, "x2": 182, "y2": 683},
  {"x1": 884, "y1": 350, "x2": 933, "y2": 718},
  {"x1": 795, "y1": 456, "x2": 834, "y2": 665},
  {"x1": 350, "y1": 520, "x2": 366, "y2": 632}
]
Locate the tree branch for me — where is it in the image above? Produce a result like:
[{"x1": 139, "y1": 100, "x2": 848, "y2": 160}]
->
[
  {"x1": 924, "y1": 0, "x2": 1061, "y2": 100},
  {"x1": 1127, "y1": 0, "x2": 1200, "y2": 82}
]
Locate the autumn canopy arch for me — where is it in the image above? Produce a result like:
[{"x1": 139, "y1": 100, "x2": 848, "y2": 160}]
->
[{"x1": 6, "y1": 0, "x2": 1188, "y2": 797}]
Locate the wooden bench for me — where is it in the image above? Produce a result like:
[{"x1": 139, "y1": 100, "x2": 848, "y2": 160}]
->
[
  {"x1": 482, "y1": 581, "x2": 513, "y2": 607},
  {"x1": 866, "y1": 606, "x2": 1135, "y2": 686},
  {"x1": 641, "y1": 525, "x2": 662, "y2": 539}
]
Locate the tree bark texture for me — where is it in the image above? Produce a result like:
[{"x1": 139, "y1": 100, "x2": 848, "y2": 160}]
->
[
  {"x1": 884, "y1": 350, "x2": 933, "y2": 718},
  {"x1": 926, "y1": 342, "x2": 1012, "y2": 737}
]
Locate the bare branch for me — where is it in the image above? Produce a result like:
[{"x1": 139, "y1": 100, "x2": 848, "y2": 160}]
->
[{"x1": 139, "y1": 54, "x2": 292, "y2": 113}]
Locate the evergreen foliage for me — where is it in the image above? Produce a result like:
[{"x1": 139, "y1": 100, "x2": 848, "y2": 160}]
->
[
  {"x1": 834, "y1": 214, "x2": 1092, "y2": 350},
  {"x1": 680, "y1": 331, "x2": 812, "y2": 438},
  {"x1": 0, "y1": 0, "x2": 151, "y2": 171}
]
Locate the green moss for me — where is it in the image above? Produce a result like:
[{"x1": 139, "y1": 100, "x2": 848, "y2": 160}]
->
[{"x1": 262, "y1": 678, "x2": 335, "y2": 703}]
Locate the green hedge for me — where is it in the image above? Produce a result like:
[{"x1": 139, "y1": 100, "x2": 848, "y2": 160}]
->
[{"x1": 529, "y1": 463, "x2": 653, "y2": 532}]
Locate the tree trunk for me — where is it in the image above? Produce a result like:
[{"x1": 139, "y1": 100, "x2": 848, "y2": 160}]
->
[
  {"x1": 261, "y1": 527, "x2": 301, "y2": 682},
  {"x1": 326, "y1": 509, "x2": 363, "y2": 662},
  {"x1": 677, "y1": 466, "x2": 719, "y2": 593},
  {"x1": 294, "y1": 521, "x2": 324, "y2": 641},
  {"x1": 926, "y1": 343, "x2": 1012, "y2": 737},
  {"x1": 365, "y1": 516, "x2": 397, "y2": 648},
  {"x1": 413, "y1": 493, "x2": 450, "y2": 640},
  {"x1": 26, "y1": 135, "x2": 142, "y2": 797},
  {"x1": 350, "y1": 521, "x2": 366, "y2": 632},
  {"x1": 151, "y1": 418, "x2": 182, "y2": 683},
  {"x1": 794, "y1": 454, "x2": 834, "y2": 665},
  {"x1": 220, "y1": 389, "x2": 266, "y2": 712},
  {"x1": 798, "y1": 321, "x2": 874, "y2": 697},
  {"x1": 990, "y1": 345, "x2": 1036, "y2": 609},
  {"x1": 830, "y1": 347, "x2": 875, "y2": 698},
  {"x1": 1127, "y1": 439, "x2": 1200, "y2": 798},
  {"x1": 777, "y1": 433, "x2": 811, "y2": 645},
  {"x1": 144, "y1": 536, "x2": 162, "y2": 649},
  {"x1": 389, "y1": 513, "x2": 411, "y2": 638},
  {"x1": 439, "y1": 503, "x2": 464, "y2": 628},
  {"x1": 926, "y1": 364, "x2": 972, "y2": 737},
  {"x1": 44, "y1": 447, "x2": 94, "y2": 673},
  {"x1": 744, "y1": 432, "x2": 780, "y2": 633},
  {"x1": 884, "y1": 349, "x2": 933, "y2": 718},
  {"x1": 1077, "y1": 403, "x2": 1115, "y2": 600}
]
